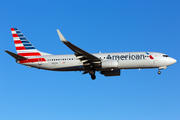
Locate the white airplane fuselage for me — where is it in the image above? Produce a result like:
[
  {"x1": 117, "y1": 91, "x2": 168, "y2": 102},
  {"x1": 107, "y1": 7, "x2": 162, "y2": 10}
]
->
[{"x1": 18, "y1": 52, "x2": 176, "y2": 71}]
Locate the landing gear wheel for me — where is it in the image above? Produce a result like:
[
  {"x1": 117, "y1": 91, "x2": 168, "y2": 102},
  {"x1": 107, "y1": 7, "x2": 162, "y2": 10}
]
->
[
  {"x1": 158, "y1": 71, "x2": 161, "y2": 75},
  {"x1": 91, "y1": 75, "x2": 96, "y2": 80}
]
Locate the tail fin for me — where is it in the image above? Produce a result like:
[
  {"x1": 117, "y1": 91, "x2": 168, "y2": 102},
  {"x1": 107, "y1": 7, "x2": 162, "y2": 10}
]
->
[{"x1": 11, "y1": 28, "x2": 51, "y2": 57}]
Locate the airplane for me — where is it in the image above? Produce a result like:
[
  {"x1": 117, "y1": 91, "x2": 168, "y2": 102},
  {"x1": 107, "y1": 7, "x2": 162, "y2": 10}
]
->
[{"x1": 5, "y1": 28, "x2": 177, "y2": 80}]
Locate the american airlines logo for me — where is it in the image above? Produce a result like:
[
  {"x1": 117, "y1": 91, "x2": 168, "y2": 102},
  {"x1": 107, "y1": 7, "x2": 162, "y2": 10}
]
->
[{"x1": 107, "y1": 53, "x2": 154, "y2": 60}]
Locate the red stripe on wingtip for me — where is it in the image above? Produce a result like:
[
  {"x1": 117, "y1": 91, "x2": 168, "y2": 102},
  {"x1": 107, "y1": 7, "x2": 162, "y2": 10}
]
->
[
  {"x1": 149, "y1": 55, "x2": 154, "y2": 59},
  {"x1": 11, "y1": 28, "x2": 15, "y2": 31},
  {"x1": 12, "y1": 34, "x2": 19, "y2": 37},
  {"x1": 18, "y1": 52, "x2": 41, "y2": 56},
  {"x1": 16, "y1": 46, "x2": 26, "y2": 50}
]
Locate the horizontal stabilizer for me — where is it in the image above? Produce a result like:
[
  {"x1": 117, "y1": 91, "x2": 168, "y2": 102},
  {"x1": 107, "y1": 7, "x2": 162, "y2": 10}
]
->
[{"x1": 5, "y1": 50, "x2": 27, "y2": 60}]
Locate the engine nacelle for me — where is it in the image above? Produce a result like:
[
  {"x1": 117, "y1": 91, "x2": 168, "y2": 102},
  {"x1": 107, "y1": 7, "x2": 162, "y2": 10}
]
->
[
  {"x1": 101, "y1": 60, "x2": 119, "y2": 69},
  {"x1": 101, "y1": 69, "x2": 120, "y2": 76}
]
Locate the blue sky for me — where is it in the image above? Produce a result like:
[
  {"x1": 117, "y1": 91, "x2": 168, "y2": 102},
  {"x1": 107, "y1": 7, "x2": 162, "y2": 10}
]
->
[{"x1": 0, "y1": 0, "x2": 180, "y2": 120}]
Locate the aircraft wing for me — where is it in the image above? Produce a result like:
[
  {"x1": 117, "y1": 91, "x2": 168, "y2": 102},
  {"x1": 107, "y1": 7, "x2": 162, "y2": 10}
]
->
[{"x1": 57, "y1": 29, "x2": 101, "y2": 66}]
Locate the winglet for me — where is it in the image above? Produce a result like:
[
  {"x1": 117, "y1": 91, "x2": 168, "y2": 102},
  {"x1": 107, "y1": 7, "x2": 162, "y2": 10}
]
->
[{"x1": 57, "y1": 29, "x2": 67, "y2": 42}]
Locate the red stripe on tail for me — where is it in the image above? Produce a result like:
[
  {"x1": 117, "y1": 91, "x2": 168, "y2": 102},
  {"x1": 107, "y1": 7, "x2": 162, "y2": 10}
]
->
[
  {"x1": 16, "y1": 46, "x2": 26, "y2": 50},
  {"x1": 12, "y1": 34, "x2": 19, "y2": 37},
  {"x1": 18, "y1": 52, "x2": 41, "y2": 56},
  {"x1": 14, "y1": 40, "x2": 22, "y2": 44},
  {"x1": 11, "y1": 28, "x2": 15, "y2": 31}
]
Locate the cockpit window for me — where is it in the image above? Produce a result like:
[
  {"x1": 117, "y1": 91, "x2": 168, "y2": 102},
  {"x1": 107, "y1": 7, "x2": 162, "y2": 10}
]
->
[{"x1": 163, "y1": 55, "x2": 169, "y2": 57}]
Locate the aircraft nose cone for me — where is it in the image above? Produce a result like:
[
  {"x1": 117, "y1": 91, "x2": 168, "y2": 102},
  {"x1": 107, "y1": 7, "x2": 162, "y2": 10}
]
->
[
  {"x1": 170, "y1": 58, "x2": 177, "y2": 64},
  {"x1": 173, "y1": 58, "x2": 177, "y2": 64}
]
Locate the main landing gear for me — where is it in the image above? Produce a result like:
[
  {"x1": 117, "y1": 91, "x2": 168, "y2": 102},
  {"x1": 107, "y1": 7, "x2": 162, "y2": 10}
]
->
[
  {"x1": 158, "y1": 70, "x2": 161, "y2": 75},
  {"x1": 91, "y1": 74, "x2": 96, "y2": 80},
  {"x1": 82, "y1": 70, "x2": 96, "y2": 80},
  {"x1": 89, "y1": 70, "x2": 96, "y2": 80}
]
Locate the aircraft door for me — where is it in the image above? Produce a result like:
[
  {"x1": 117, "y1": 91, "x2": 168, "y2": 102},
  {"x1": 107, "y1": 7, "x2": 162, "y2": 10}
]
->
[
  {"x1": 38, "y1": 57, "x2": 42, "y2": 65},
  {"x1": 153, "y1": 60, "x2": 159, "y2": 67}
]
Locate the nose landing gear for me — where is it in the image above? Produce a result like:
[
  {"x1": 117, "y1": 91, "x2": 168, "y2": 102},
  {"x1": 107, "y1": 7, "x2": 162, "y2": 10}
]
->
[
  {"x1": 158, "y1": 66, "x2": 167, "y2": 75},
  {"x1": 158, "y1": 70, "x2": 161, "y2": 75}
]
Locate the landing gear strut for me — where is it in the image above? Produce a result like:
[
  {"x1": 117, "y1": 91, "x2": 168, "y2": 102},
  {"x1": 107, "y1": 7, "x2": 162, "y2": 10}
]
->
[{"x1": 89, "y1": 69, "x2": 96, "y2": 80}]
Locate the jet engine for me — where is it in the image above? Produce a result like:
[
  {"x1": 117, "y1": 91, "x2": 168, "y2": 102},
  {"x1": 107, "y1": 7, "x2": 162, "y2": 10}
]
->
[{"x1": 101, "y1": 60, "x2": 119, "y2": 69}]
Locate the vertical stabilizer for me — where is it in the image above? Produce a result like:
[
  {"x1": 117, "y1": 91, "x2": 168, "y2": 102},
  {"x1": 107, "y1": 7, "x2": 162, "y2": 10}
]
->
[{"x1": 11, "y1": 28, "x2": 51, "y2": 57}]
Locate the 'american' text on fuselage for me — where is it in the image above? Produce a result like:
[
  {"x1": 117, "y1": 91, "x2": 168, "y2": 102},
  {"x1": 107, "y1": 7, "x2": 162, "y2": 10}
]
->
[{"x1": 107, "y1": 53, "x2": 146, "y2": 60}]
